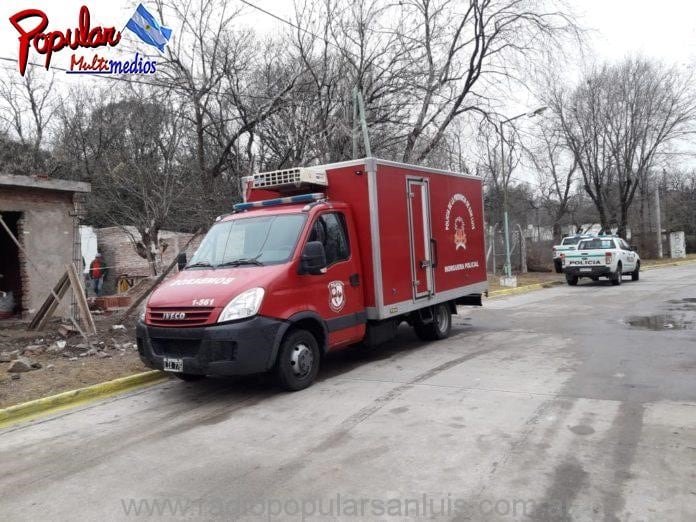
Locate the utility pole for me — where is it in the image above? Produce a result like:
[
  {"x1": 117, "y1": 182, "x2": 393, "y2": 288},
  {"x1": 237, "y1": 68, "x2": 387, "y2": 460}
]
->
[
  {"x1": 655, "y1": 183, "x2": 663, "y2": 258},
  {"x1": 352, "y1": 87, "x2": 371, "y2": 158},
  {"x1": 498, "y1": 106, "x2": 547, "y2": 278}
]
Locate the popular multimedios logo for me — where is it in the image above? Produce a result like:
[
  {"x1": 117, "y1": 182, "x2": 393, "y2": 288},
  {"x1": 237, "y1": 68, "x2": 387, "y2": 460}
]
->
[{"x1": 9, "y1": 3, "x2": 172, "y2": 76}]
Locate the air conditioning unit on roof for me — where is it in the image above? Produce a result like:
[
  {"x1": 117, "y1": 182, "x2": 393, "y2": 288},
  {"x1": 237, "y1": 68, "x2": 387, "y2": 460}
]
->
[{"x1": 252, "y1": 167, "x2": 328, "y2": 191}]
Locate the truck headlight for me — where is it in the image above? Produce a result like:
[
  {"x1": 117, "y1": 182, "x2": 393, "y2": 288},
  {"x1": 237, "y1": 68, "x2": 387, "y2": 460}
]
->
[
  {"x1": 217, "y1": 287, "x2": 265, "y2": 323},
  {"x1": 139, "y1": 306, "x2": 147, "y2": 322}
]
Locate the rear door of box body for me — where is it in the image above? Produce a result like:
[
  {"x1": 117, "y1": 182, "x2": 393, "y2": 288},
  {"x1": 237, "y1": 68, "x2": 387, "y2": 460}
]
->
[{"x1": 406, "y1": 178, "x2": 434, "y2": 300}]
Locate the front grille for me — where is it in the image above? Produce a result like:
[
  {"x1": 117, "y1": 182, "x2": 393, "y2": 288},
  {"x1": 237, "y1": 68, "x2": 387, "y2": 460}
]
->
[
  {"x1": 147, "y1": 307, "x2": 214, "y2": 327},
  {"x1": 150, "y1": 338, "x2": 201, "y2": 358}
]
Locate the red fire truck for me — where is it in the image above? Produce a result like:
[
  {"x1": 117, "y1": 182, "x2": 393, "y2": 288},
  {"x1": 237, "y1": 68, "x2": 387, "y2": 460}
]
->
[{"x1": 136, "y1": 158, "x2": 488, "y2": 390}]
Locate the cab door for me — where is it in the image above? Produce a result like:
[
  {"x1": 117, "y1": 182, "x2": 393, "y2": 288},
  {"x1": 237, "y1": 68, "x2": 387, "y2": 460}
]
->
[{"x1": 303, "y1": 211, "x2": 365, "y2": 348}]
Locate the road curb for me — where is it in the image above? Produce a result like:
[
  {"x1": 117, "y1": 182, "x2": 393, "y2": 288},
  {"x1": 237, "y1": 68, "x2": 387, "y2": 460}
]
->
[
  {"x1": 488, "y1": 281, "x2": 563, "y2": 298},
  {"x1": 0, "y1": 370, "x2": 167, "y2": 429}
]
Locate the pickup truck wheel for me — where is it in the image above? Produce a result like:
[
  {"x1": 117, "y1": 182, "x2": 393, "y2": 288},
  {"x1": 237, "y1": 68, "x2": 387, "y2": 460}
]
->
[
  {"x1": 275, "y1": 329, "x2": 320, "y2": 391},
  {"x1": 565, "y1": 274, "x2": 578, "y2": 286},
  {"x1": 413, "y1": 303, "x2": 452, "y2": 341},
  {"x1": 632, "y1": 261, "x2": 640, "y2": 281},
  {"x1": 612, "y1": 263, "x2": 623, "y2": 285},
  {"x1": 174, "y1": 373, "x2": 205, "y2": 382}
]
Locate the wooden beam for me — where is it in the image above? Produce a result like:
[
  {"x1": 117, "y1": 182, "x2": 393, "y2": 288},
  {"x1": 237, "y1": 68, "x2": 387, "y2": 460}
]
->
[
  {"x1": 66, "y1": 263, "x2": 96, "y2": 335},
  {"x1": 27, "y1": 271, "x2": 70, "y2": 331}
]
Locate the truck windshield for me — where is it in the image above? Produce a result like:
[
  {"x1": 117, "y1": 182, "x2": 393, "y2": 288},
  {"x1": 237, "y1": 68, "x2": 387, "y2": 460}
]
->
[
  {"x1": 562, "y1": 237, "x2": 582, "y2": 245},
  {"x1": 579, "y1": 239, "x2": 615, "y2": 250},
  {"x1": 188, "y1": 214, "x2": 306, "y2": 267}
]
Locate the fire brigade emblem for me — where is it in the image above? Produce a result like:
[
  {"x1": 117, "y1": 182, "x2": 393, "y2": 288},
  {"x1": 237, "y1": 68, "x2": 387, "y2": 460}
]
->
[
  {"x1": 454, "y1": 216, "x2": 467, "y2": 250},
  {"x1": 328, "y1": 280, "x2": 346, "y2": 313}
]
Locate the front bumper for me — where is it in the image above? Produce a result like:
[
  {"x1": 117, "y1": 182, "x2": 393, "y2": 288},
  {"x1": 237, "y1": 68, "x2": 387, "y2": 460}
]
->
[
  {"x1": 563, "y1": 265, "x2": 612, "y2": 277},
  {"x1": 136, "y1": 316, "x2": 287, "y2": 376}
]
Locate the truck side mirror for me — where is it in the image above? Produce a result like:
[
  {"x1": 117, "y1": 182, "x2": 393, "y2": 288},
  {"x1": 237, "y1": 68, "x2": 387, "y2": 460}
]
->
[
  {"x1": 177, "y1": 253, "x2": 187, "y2": 271},
  {"x1": 630, "y1": 245, "x2": 638, "y2": 252},
  {"x1": 300, "y1": 241, "x2": 326, "y2": 275}
]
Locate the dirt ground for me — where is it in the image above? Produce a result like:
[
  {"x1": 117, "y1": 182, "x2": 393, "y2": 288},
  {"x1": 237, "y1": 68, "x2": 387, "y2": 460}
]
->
[{"x1": 0, "y1": 314, "x2": 149, "y2": 408}]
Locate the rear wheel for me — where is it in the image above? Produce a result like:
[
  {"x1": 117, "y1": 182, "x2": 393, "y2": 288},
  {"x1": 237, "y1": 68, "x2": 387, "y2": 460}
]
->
[
  {"x1": 566, "y1": 274, "x2": 578, "y2": 286},
  {"x1": 275, "y1": 329, "x2": 320, "y2": 391},
  {"x1": 174, "y1": 373, "x2": 205, "y2": 382},
  {"x1": 413, "y1": 303, "x2": 452, "y2": 341},
  {"x1": 632, "y1": 261, "x2": 640, "y2": 281},
  {"x1": 612, "y1": 262, "x2": 623, "y2": 285}
]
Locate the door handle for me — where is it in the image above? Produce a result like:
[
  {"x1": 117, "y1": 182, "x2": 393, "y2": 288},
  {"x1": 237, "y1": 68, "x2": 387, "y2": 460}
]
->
[
  {"x1": 430, "y1": 238, "x2": 438, "y2": 268},
  {"x1": 349, "y1": 273, "x2": 360, "y2": 287}
]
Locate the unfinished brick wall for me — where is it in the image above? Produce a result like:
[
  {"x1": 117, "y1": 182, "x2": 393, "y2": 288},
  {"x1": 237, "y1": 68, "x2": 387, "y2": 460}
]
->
[
  {"x1": 0, "y1": 186, "x2": 76, "y2": 318},
  {"x1": 95, "y1": 226, "x2": 203, "y2": 294}
]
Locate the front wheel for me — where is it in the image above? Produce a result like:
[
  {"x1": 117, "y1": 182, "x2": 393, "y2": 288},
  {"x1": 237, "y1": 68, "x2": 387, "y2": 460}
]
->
[
  {"x1": 632, "y1": 261, "x2": 640, "y2": 281},
  {"x1": 566, "y1": 274, "x2": 578, "y2": 286},
  {"x1": 413, "y1": 303, "x2": 452, "y2": 341},
  {"x1": 275, "y1": 329, "x2": 320, "y2": 391}
]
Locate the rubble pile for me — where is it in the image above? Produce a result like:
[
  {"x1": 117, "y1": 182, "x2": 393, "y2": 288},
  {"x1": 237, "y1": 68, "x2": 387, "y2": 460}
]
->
[{"x1": 0, "y1": 320, "x2": 139, "y2": 381}]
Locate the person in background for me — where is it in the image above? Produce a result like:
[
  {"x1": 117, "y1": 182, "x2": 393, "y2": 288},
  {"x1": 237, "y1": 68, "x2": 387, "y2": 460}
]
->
[{"x1": 89, "y1": 253, "x2": 107, "y2": 296}]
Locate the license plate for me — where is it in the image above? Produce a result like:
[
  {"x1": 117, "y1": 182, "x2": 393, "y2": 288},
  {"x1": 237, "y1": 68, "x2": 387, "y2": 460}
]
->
[
  {"x1": 163, "y1": 358, "x2": 183, "y2": 372},
  {"x1": 580, "y1": 267, "x2": 592, "y2": 272}
]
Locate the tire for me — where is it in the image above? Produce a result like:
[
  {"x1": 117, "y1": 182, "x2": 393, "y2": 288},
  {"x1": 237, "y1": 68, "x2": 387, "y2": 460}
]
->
[
  {"x1": 632, "y1": 261, "x2": 640, "y2": 281},
  {"x1": 275, "y1": 329, "x2": 320, "y2": 391},
  {"x1": 565, "y1": 274, "x2": 578, "y2": 286},
  {"x1": 174, "y1": 373, "x2": 206, "y2": 382},
  {"x1": 612, "y1": 263, "x2": 622, "y2": 285},
  {"x1": 413, "y1": 303, "x2": 452, "y2": 341}
]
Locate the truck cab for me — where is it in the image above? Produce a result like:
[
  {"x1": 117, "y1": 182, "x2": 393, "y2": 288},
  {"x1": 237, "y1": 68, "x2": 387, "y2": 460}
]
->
[{"x1": 136, "y1": 159, "x2": 488, "y2": 390}]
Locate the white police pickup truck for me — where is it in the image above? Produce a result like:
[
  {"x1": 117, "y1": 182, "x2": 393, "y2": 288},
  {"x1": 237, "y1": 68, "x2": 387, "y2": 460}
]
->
[
  {"x1": 561, "y1": 236, "x2": 640, "y2": 286},
  {"x1": 552, "y1": 235, "x2": 593, "y2": 273}
]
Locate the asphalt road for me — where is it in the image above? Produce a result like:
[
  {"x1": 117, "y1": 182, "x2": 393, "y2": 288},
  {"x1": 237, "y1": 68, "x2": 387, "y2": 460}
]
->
[{"x1": 1, "y1": 265, "x2": 695, "y2": 521}]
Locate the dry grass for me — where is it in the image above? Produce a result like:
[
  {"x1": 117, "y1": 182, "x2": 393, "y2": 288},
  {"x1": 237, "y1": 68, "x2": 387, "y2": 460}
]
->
[{"x1": 641, "y1": 254, "x2": 696, "y2": 267}]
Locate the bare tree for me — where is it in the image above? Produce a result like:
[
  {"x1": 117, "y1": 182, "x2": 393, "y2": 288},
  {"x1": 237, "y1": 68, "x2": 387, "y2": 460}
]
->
[
  {"x1": 552, "y1": 58, "x2": 696, "y2": 236},
  {"x1": 153, "y1": 0, "x2": 300, "y2": 208},
  {"x1": 397, "y1": 0, "x2": 580, "y2": 163},
  {"x1": 0, "y1": 67, "x2": 56, "y2": 173},
  {"x1": 525, "y1": 119, "x2": 578, "y2": 239}
]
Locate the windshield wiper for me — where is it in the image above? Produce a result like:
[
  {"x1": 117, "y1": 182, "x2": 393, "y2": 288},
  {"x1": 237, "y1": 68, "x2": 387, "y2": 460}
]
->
[
  {"x1": 217, "y1": 257, "x2": 264, "y2": 267},
  {"x1": 185, "y1": 262, "x2": 214, "y2": 269}
]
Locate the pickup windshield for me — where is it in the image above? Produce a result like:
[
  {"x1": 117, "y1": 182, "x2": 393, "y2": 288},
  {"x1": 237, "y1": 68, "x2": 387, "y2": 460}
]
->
[
  {"x1": 578, "y1": 239, "x2": 615, "y2": 250},
  {"x1": 562, "y1": 237, "x2": 582, "y2": 246},
  {"x1": 188, "y1": 214, "x2": 306, "y2": 268}
]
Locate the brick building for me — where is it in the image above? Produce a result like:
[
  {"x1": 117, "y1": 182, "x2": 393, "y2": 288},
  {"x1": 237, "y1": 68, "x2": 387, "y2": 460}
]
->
[
  {"x1": 93, "y1": 226, "x2": 202, "y2": 295},
  {"x1": 0, "y1": 174, "x2": 90, "y2": 319}
]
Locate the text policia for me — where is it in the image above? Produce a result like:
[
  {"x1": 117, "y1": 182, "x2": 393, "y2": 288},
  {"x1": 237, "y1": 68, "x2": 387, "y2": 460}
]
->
[{"x1": 8, "y1": 6, "x2": 157, "y2": 76}]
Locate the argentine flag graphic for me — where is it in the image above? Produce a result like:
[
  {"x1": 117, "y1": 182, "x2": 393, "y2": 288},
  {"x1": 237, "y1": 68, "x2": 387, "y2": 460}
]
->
[{"x1": 126, "y1": 4, "x2": 172, "y2": 52}]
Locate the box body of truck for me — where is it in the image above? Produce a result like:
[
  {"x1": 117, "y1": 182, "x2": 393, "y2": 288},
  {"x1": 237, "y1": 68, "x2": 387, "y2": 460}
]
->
[{"x1": 136, "y1": 158, "x2": 487, "y2": 389}]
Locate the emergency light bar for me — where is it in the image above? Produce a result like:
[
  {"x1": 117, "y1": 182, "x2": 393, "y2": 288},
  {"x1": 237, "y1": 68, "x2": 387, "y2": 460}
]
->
[
  {"x1": 233, "y1": 193, "x2": 325, "y2": 212},
  {"x1": 252, "y1": 167, "x2": 328, "y2": 190}
]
